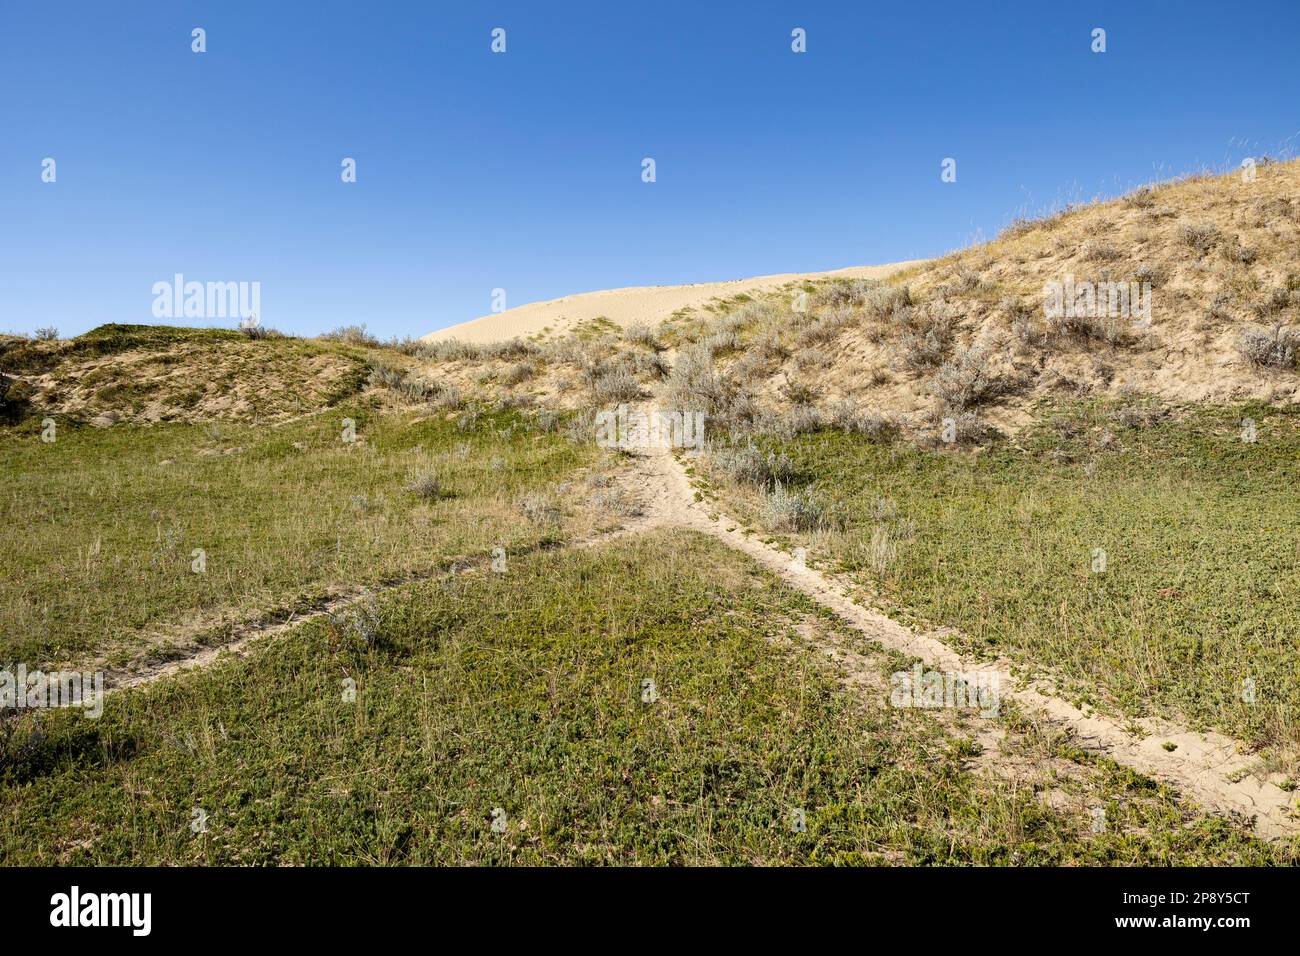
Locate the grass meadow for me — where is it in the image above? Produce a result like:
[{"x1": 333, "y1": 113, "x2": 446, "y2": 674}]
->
[
  {"x1": 1, "y1": 529, "x2": 1287, "y2": 865},
  {"x1": 701, "y1": 400, "x2": 1300, "y2": 769},
  {"x1": 0, "y1": 404, "x2": 594, "y2": 670}
]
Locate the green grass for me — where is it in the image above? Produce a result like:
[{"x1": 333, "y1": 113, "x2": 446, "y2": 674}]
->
[
  {"x1": 709, "y1": 400, "x2": 1300, "y2": 761},
  {"x1": 0, "y1": 529, "x2": 1286, "y2": 865},
  {"x1": 0, "y1": 403, "x2": 594, "y2": 668},
  {"x1": 569, "y1": 316, "x2": 621, "y2": 341}
]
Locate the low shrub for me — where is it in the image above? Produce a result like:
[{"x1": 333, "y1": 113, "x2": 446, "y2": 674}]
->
[
  {"x1": 1238, "y1": 323, "x2": 1297, "y2": 369},
  {"x1": 404, "y1": 470, "x2": 442, "y2": 500},
  {"x1": 322, "y1": 324, "x2": 379, "y2": 347},
  {"x1": 711, "y1": 441, "x2": 794, "y2": 488},
  {"x1": 761, "y1": 481, "x2": 846, "y2": 533}
]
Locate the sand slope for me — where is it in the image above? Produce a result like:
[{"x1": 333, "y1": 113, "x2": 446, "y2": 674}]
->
[{"x1": 422, "y1": 262, "x2": 924, "y2": 344}]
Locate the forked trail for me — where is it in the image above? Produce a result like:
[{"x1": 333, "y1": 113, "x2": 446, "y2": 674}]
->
[
  {"x1": 610, "y1": 413, "x2": 1298, "y2": 840},
  {"x1": 93, "y1": 404, "x2": 1297, "y2": 839}
]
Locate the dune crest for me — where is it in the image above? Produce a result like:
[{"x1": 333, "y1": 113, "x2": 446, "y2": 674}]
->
[{"x1": 422, "y1": 262, "x2": 925, "y2": 344}]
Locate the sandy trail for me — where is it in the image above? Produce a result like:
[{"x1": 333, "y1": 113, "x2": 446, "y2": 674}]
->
[{"x1": 606, "y1": 411, "x2": 1298, "y2": 840}]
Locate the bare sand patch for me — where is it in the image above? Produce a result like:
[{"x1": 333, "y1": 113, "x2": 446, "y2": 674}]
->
[{"x1": 422, "y1": 261, "x2": 924, "y2": 344}]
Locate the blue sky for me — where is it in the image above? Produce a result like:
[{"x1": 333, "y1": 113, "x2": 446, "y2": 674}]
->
[{"x1": 2, "y1": 0, "x2": 1297, "y2": 339}]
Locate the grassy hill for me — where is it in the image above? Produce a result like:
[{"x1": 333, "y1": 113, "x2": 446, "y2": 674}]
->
[
  {"x1": 2, "y1": 163, "x2": 1298, "y2": 864},
  {"x1": 1, "y1": 324, "x2": 371, "y2": 426}
]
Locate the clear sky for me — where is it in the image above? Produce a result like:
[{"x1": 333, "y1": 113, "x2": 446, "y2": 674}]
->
[{"x1": 2, "y1": 0, "x2": 1297, "y2": 339}]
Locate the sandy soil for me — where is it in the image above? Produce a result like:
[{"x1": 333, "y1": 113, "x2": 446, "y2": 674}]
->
[{"x1": 422, "y1": 261, "x2": 925, "y2": 344}]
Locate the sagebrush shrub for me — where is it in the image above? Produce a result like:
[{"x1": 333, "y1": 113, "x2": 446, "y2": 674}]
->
[
  {"x1": 519, "y1": 492, "x2": 561, "y2": 525},
  {"x1": 590, "y1": 366, "x2": 642, "y2": 403},
  {"x1": 786, "y1": 404, "x2": 825, "y2": 434},
  {"x1": 1177, "y1": 221, "x2": 1219, "y2": 254},
  {"x1": 711, "y1": 441, "x2": 794, "y2": 488},
  {"x1": 624, "y1": 321, "x2": 661, "y2": 350},
  {"x1": 930, "y1": 345, "x2": 998, "y2": 412},
  {"x1": 500, "y1": 360, "x2": 538, "y2": 386},
  {"x1": 404, "y1": 470, "x2": 442, "y2": 500},
  {"x1": 1237, "y1": 324, "x2": 1297, "y2": 369},
  {"x1": 663, "y1": 345, "x2": 726, "y2": 414},
  {"x1": 811, "y1": 278, "x2": 880, "y2": 309},
  {"x1": 1081, "y1": 240, "x2": 1123, "y2": 262},
  {"x1": 894, "y1": 299, "x2": 957, "y2": 370},
  {"x1": 795, "y1": 308, "x2": 854, "y2": 347},
  {"x1": 861, "y1": 284, "x2": 910, "y2": 321},
  {"x1": 367, "y1": 362, "x2": 405, "y2": 390},
  {"x1": 1123, "y1": 186, "x2": 1156, "y2": 209},
  {"x1": 322, "y1": 324, "x2": 379, "y2": 347},
  {"x1": 761, "y1": 481, "x2": 845, "y2": 533},
  {"x1": 1252, "y1": 287, "x2": 1293, "y2": 319},
  {"x1": 779, "y1": 378, "x2": 818, "y2": 406},
  {"x1": 897, "y1": 327, "x2": 951, "y2": 370}
]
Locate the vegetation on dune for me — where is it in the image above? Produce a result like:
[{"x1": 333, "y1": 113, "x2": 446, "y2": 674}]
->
[
  {"x1": 378, "y1": 161, "x2": 1300, "y2": 440},
  {"x1": 1, "y1": 324, "x2": 373, "y2": 426},
  {"x1": 7, "y1": 163, "x2": 1299, "y2": 442}
]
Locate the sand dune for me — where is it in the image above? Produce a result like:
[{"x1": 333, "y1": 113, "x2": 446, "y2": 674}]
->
[{"x1": 422, "y1": 261, "x2": 924, "y2": 344}]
